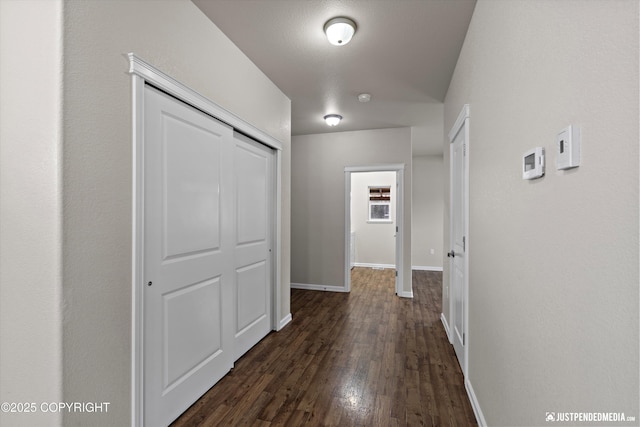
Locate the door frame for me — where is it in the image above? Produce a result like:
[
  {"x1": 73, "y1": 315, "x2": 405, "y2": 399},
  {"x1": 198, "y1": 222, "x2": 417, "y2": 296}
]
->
[
  {"x1": 128, "y1": 53, "x2": 283, "y2": 427},
  {"x1": 448, "y1": 104, "x2": 470, "y2": 378},
  {"x1": 344, "y1": 164, "x2": 405, "y2": 296}
]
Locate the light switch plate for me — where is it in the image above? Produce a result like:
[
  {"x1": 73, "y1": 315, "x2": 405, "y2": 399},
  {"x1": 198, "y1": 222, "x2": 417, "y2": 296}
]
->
[{"x1": 557, "y1": 125, "x2": 580, "y2": 170}]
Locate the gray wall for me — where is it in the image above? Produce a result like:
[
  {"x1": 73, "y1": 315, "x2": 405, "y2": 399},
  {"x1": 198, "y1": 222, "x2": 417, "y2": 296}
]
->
[
  {"x1": 411, "y1": 155, "x2": 444, "y2": 270},
  {"x1": 443, "y1": 1, "x2": 639, "y2": 425},
  {"x1": 412, "y1": 104, "x2": 445, "y2": 157},
  {"x1": 1, "y1": 1, "x2": 291, "y2": 426},
  {"x1": 0, "y1": 1, "x2": 64, "y2": 426},
  {"x1": 291, "y1": 128, "x2": 412, "y2": 294}
]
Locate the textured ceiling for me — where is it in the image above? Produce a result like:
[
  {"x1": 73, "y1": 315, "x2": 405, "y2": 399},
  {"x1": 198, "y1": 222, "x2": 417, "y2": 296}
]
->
[{"x1": 193, "y1": 0, "x2": 476, "y2": 155}]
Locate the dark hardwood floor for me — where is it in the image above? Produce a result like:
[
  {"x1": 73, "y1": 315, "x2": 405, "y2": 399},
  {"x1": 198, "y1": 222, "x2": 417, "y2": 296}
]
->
[{"x1": 171, "y1": 268, "x2": 477, "y2": 426}]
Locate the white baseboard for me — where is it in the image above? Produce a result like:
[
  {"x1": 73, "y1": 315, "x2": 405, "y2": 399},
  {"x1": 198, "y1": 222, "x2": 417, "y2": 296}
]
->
[
  {"x1": 412, "y1": 265, "x2": 444, "y2": 272},
  {"x1": 353, "y1": 262, "x2": 395, "y2": 269},
  {"x1": 398, "y1": 290, "x2": 413, "y2": 298},
  {"x1": 277, "y1": 313, "x2": 292, "y2": 331},
  {"x1": 465, "y1": 378, "x2": 487, "y2": 427},
  {"x1": 441, "y1": 313, "x2": 452, "y2": 343},
  {"x1": 290, "y1": 283, "x2": 348, "y2": 292}
]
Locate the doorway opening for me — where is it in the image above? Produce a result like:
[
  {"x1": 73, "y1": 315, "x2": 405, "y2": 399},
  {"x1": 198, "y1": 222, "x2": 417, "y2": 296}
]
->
[
  {"x1": 350, "y1": 171, "x2": 396, "y2": 271},
  {"x1": 344, "y1": 164, "x2": 404, "y2": 296}
]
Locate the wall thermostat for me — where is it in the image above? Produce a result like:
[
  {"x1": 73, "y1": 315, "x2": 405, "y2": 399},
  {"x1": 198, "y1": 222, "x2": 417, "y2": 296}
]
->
[
  {"x1": 557, "y1": 125, "x2": 580, "y2": 170},
  {"x1": 522, "y1": 147, "x2": 545, "y2": 180}
]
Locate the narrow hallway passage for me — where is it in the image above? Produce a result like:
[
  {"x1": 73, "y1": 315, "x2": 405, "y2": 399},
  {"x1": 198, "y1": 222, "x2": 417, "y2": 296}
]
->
[{"x1": 172, "y1": 268, "x2": 477, "y2": 426}]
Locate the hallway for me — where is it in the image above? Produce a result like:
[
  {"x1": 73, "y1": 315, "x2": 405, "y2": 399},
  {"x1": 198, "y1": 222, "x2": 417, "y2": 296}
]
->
[{"x1": 172, "y1": 268, "x2": 477, "y2": 426}]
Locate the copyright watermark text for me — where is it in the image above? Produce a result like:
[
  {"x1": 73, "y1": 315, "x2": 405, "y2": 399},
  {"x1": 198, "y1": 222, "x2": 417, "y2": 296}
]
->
[
  {"x1": 545, "y1": 411, "x2": 636, "y2": 423},
  {"x1": 1, "y1": 402, "x2": 110, "y2": 414}
]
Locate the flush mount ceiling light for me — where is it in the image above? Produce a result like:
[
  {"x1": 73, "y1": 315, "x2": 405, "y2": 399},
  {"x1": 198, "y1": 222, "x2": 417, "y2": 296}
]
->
[
  {"x1": 324, "y1": 17, "x2": 357, "y2": 46},
  {"x1": 358, "y1": 93, "x2": 371, "y2": 103},
  {"x1": 324, "y1": 114, "x2": 343, "y2": 126}
]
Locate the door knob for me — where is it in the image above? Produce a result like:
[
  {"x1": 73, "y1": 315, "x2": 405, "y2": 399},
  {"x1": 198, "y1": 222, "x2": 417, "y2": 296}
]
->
[{"x1": 447, "y1": 251, "x2": 455, "y2": 258}]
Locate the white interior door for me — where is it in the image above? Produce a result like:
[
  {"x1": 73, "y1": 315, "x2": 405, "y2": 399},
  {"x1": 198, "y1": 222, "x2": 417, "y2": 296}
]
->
[
  {"x1": 233, "y1": 132, "x2": 274, "y2": 360},
  {"x1": 143, "y1": 86, "x2": 235, "y2": 426},
  {"x1": 449, "y1": 112, "x2": 468, "y2": 375}
]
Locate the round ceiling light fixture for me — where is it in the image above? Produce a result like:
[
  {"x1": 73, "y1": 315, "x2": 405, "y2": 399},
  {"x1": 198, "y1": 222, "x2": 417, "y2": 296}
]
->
[
  {"x1": 358, "y1": 93, "x2": 371, "y2": 103},
  {"x1": 324, "y1": 114, "x2": 343, "y2": 126},
  {"x1": 324, "y1": 17, "x2": 357, "y2": 46}
]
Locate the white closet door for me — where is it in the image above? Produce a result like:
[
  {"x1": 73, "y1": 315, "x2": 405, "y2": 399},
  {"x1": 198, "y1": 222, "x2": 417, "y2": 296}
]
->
[
  {"x1": 233, "y1": 132, "x2": 274, "y2": 360},
  {"x1": 143, "y1": 86, "x2": 235, "y2": 427}
]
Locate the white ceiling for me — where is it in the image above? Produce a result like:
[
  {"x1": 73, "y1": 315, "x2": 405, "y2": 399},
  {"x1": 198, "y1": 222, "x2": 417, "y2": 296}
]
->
[{"x1": 193, "y1": 0, "x2": 476, "y2": 155}]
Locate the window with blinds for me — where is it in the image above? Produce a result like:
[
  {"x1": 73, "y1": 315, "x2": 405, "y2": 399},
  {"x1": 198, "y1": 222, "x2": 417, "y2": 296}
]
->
[{"x1": 368, "y1": 186, "x2": 391, "y2": 222}]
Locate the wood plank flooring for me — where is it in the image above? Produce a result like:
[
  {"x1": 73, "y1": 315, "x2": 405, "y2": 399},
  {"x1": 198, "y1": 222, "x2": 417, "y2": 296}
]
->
[{"x1": 171, "y1": 268, "x2": 477, "y2": 426}]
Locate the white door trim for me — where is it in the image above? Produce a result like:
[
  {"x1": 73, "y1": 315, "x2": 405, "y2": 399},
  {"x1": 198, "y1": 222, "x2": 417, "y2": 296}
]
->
[
  {"x1": 128, "y1": 54, "x2": 282, "y2": 152},
  {"x1": 128, "y1": 53, "x2": 283, "y2": 427},
  {"x1": 448, "y1": 104, "x2": 470, "y2": 378},
  {"x1": 344, "y1": 164, "x2": 405, "y2": 296}
]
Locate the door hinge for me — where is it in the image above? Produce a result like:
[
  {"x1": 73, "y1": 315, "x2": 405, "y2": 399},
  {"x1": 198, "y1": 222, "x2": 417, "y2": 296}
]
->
[
  {"x1": 463, "y1": 333, "x2": 465, "y2": 346},
  {"x1": 396, "y1": 226, "x2": 398, "y2": 232},
  {"x1": 463, "y1": 143, "x2": 466, "y2": 156},
  {"x1": 395, "y1": 271, "x2": 398, "y2": 277},
  {"x1": 463, "y1": 236, "x2": 466, "y2": 252}
]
